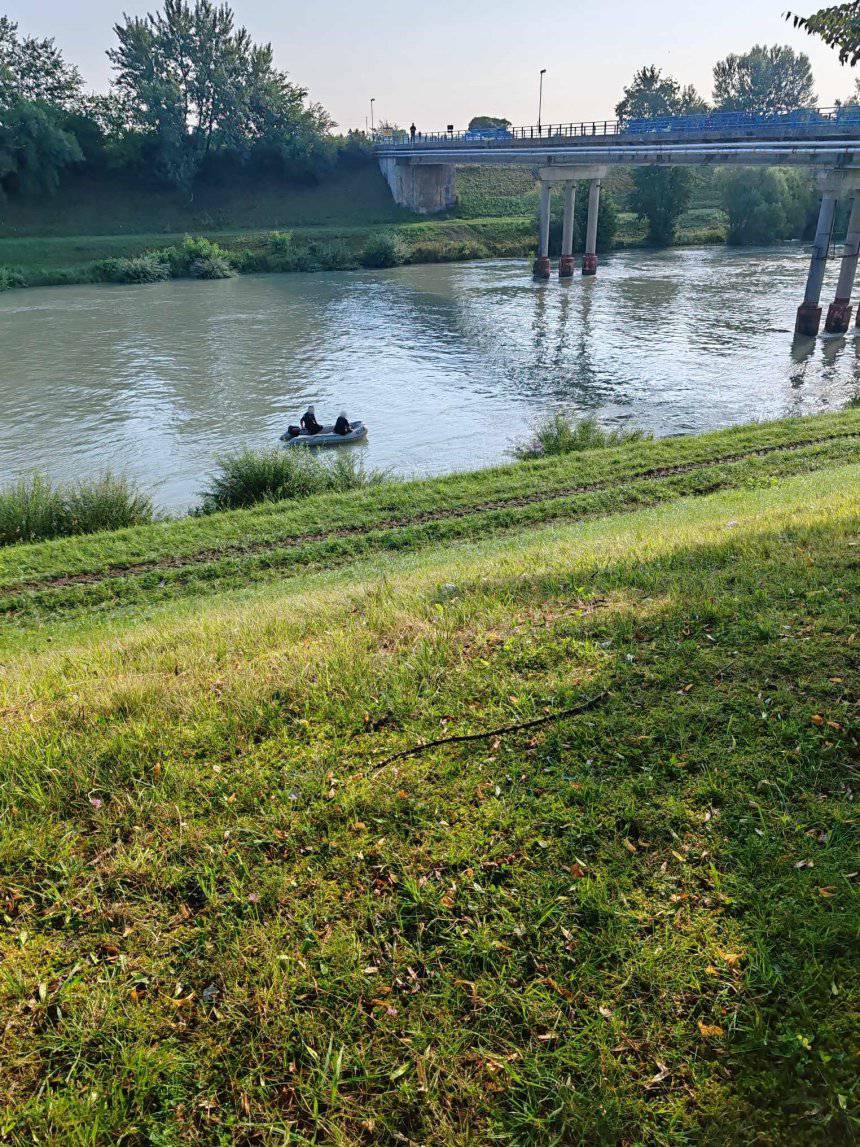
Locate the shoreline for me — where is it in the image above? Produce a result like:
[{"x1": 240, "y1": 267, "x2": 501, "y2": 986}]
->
[{"x1": 0, "y1": 214, "x2": 730, "y2": 293}]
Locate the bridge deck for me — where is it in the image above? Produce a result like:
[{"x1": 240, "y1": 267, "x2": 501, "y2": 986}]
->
[{"x1": 374, "y1": 109, "x2": 860, "y2": 169}]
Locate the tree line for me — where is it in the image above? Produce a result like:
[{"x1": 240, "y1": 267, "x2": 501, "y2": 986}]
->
[
  {"x1": 616, "y1": 47, "x2": 822, "y2": 247},
  {"x1": 0, "y1": 0, "x2": 369, "y2": 202}
]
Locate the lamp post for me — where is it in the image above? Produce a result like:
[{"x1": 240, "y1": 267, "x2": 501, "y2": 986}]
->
[
  {"x1": 370, "y1": 98, "x2": 375, "y2": 135},
  {"x1": 538, "y1": 68, "x2": 546, "y2": 135}
]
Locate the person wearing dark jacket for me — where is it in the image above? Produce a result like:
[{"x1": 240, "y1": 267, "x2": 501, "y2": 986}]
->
[
  {"x1": 300, "y1": 405, "x2": 322, "y2": 434},
  {"x1": 333, "y1": 411, "x2": 352, "y2": 436}
]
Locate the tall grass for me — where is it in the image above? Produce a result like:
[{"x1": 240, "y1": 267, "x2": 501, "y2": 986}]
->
[
  {"x1": 0, "y1": 472, "x2": 154, "y2": 546},
  {"x1": 513, "y1": 412, "x2": 650, "y2": 460},
  {"x1": 199, "y1": 447, "x2": 386, "y2": 512}
]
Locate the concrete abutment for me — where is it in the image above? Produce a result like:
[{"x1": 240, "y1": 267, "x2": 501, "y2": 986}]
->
[{"x1": 378, "y1": 158, "x2": 456, "y2": 214}]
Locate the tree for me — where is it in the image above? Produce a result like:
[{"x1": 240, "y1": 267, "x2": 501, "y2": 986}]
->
[
  {"x1": 109, "y1": 0, "x2": 333, "y2": 187},
  {"x1": 838, "y1": 77, "x2": 860, "y2": 104},
  {"x1": 615, "y1": 65, "x2": 707, "y2": 122},
  {"x1": 468, "y1": 115, "x2": 510, "y2": 131},
  {"x1": 630, "y1": 167, "x2": 693, "y2": 245},
  {"x1": 719, "y1": 168, "x2": 815, "y2": 244},
  {"x1": 614, "y1": 67, "x2": 701, "y2": 246},
  {"x1": 0, "y1": 19, "x2": 84, "y2": 199},
  {"x1": 375, "y1": 120, "x2": 408, "y2": 141},
  {"x1": 0, "y1": 17, "x2": 83, "y2": 110},
  {"x1": 785, "y1": 3, "x2": 860, "y2": 66},
  {"x1": 712, "y1": 45, "x2": 815, "y2": 114},
  {"x1": 0, "y1": 101, "x2": 82, "y2": 197}
]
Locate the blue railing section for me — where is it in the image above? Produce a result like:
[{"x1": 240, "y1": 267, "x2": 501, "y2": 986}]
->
[{"x1": 374, "y1": 106, "x2": 860, "y2": 148}]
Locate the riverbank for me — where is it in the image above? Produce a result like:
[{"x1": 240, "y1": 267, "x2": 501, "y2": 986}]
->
[
  {"x1": 0, "y1": 161, "x2": 732, "y2": 291},
  {"x1": 2, "y1": 410, "x2": 857, "y2": 640},
  {"x1": 0, "y1": 211, "x2": 730, "y2": 292},
  {"x1": 1, "y1": 411, "x2": 857, "y2": 1141}
]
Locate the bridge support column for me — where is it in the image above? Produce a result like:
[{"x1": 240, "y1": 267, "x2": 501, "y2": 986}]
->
[
  {"x1": 582, "y1": 179, "x2": 601, "y2": 276},
  {"x1": 795, "y1": 190, "x2": 838, "y2": 337},
  {"x1": 824, "y1": 196, "x2": 860, "y2": 333},
  {"x1": 559, "y1": 183, "x2": 576, "y2": 278},
  {"x1": 533, "y1": 182, "x2": 552, "y2": 279}
]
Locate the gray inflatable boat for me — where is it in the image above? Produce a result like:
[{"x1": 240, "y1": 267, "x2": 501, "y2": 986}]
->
[{"x1": 280, "y1": 421, "x2": 367, "y2": 447}]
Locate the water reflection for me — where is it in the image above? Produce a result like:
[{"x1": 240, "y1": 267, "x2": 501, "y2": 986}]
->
[{"x1": 1, "y1": 246, "x2": 857, "y2": 509}]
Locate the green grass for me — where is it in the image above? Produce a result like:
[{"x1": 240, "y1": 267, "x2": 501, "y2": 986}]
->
[
  {"x1": 0, "y1": 217, "x2": 536, "y2": 289},
  {"x1": 0, "y1": 472, "x2": 154, "y2": 547},
  {"x1": 512, "y1": 413, "x2": 651, "y2": 459},
  {"x1": 0, "y1": 447, "x2": 857, "y2": 1142},
  {"x1": 0, "y1": 167, "x2": 411, "y2": 239},
  {"x1": 0, "y1": 161, "x2": 733, "y2": 293},
  {"x1": 199, "y1": 448, "x2": 384, "y2": 513},
  {"x1": 0, "y1": 410, "x2": 856, "y2": 642}
]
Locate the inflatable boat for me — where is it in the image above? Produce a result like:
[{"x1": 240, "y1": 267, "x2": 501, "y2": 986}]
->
[{"x1": 280, "y1": 421, "x2": 367, "y2": 447}]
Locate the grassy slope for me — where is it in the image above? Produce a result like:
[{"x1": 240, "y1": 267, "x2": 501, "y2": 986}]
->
[
  {"x1": 0, "y1": 449, "x2": 857, "y2": 1143},
  {"x1": 0, "y1": 163, "x2": 727, "y2": 287},
  {"x1": 1, "y1": 411, "x2": 857, "y2": 645},
  {"x1": 0, "y1": 168, "x2": 412, "y2": 238}
]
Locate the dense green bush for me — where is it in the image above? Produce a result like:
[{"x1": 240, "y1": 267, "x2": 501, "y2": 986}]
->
[
  {"x1": 269, "y1": 231, "x2": 294, "y2": 254},
  {"x1": 407, "y1": 239, "x2": 488, "y2": 263},
  {"x1": 514, "y1": 413, "x2": 650, "y2": 460},
  {"x1": 0, "y1": 472, "x2": 155, "y2": 546},
  {"x1": 360, "y1": 232, "x2": 406, "y2": 268},
  {"x1": 719, "y1": 169, "x2": 816, "y2": 246},
  {"x1": 189, "y1": 253, "x2": 235, "y2": 279},
  {"x1": 306, "y1": 239, "x2": 359, "y2": 270},
  {"x1": 199, "y1": 448, "x2": 385, "y2": 512},
  {"x1": 94, "y1": 254, "x2": 170, "y2": 284},
  {"x1": 0, "y1": 266, "x2": 26, "y2": 291},
  {"x1": 162, "y1": 236, "x2": 234, "y2": 277}
]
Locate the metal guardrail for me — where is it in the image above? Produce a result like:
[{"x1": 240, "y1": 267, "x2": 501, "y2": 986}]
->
[{"x1": 373, "y1": 106, "x2": 860, "y2": 149}]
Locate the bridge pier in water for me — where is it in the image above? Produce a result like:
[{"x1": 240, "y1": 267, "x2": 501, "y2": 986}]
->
[
  {"x1": 825, "y1": 194, "x2": 860, "y2": 333},
  {"x1": 533, "y1": 182, "x2": 552, "y2": 279},
  {"x1": 796, "y1": 191, "x2": 838, "y2": 337},
  {"x1": 558, "y1": 183, "x2": 576, "y2": 278},
  {"x1": 535, "y1": 165, "x2": 607, "y2": 281},
  {"x1": 796, "y1": 172, "x2": 860, "y2": 337},
  {"x1": 582, "y1": 179, "x2": 601, "y2": 276}
]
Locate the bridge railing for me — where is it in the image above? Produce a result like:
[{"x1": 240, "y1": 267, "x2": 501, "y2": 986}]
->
[{"x1": 374, "y1": 106, "x2": 859, "y2": 148}]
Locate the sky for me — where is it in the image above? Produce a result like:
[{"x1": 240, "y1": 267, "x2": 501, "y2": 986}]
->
[{"x1": 6, "y1": 0, "x2": 856, "y2": 132}]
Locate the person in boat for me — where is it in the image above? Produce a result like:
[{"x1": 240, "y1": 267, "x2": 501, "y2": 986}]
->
[
  {"x1": 333, "y1": 411, "x2": 352, "y2": 436},
  {"x1": 300, "y1": 405, "x2": 322, "y2": 434}
]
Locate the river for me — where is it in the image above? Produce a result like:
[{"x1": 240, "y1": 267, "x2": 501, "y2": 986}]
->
[{"x1": 2, "y1": 245, "x2": 858, "y2": 510}]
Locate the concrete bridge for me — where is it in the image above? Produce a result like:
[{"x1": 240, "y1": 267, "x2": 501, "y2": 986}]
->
[{"x1": 374, "y1": 108, "x2": 860, "y2": 336}]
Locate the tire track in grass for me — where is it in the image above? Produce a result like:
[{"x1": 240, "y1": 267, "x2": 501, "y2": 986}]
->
[{"x1": 8, "y1": 431, "x2": 859, "y2": 597}]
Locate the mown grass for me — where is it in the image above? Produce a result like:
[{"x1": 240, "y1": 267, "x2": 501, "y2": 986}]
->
[
  {"x1": 0, "y1": 411, "x2": 857, "y2": 638},
  {"x1": 0, "y1": 466, "x2": 856, "y2": 1143}
]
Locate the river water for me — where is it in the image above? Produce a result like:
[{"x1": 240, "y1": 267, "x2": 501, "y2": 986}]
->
[{"x1": 2, "y1": 245, "x2": 858, "y2": 510}]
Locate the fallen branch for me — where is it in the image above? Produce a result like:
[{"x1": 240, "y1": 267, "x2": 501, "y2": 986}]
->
[{"x1": 371, "y1": 691, "x2": 608, "y2": 769}]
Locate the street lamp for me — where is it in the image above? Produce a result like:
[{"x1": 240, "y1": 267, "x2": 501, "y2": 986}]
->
[
  {"x1": 370, "y1": 98, "x2": 375, "y2": 135},
  {"x1": 538, "y1": 69, "x2": 546, "y2": 135}
]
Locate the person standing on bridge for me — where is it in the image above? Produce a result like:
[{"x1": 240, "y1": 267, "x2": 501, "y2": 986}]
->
[{"x1": 410, "y1": 122, "x2": 416, "y2": 144}]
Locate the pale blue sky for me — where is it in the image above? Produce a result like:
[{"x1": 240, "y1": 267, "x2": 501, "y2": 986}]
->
[{"x1": 7, "y1": 0, "x2": 856, "y2": 131}]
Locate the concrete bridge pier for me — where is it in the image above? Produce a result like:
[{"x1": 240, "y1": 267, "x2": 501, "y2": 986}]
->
[
  {"x1": 824, "y1": 195, "x2": 860, "y2": 334},
  {"x1": 795, "y1": 190, "x2": 838, "y2": 337},
  {"x1": 558, "y1": 183, "x2": 576, "y2": 278},
  {"x1": 533, "y1": 182, "x2": 552, "y2": 280},
  {"x1": 582, "y1": 179, "x2": 601, "y2": 276}
]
